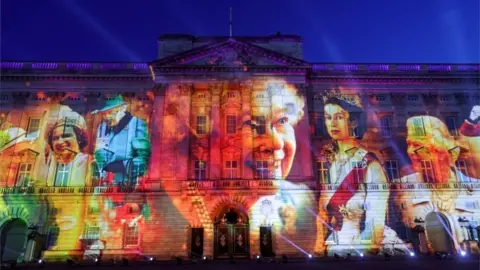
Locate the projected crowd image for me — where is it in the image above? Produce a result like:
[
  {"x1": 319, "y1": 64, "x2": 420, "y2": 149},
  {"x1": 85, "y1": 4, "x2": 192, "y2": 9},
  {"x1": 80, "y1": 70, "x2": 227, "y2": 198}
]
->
[{"x1": 0, "y1": 79, "x2": 479, "y2": 262}]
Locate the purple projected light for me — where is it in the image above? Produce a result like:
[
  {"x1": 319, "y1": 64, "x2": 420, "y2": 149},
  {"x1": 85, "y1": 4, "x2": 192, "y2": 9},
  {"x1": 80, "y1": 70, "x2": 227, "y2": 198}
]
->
[
  {"x1": 100, "y1": 63, "x2": 127, "y2": 69},
  {"x1": 458, "y1": 65, "x2": 480, "y2": 71},
  {"x1": 312, "y1": 64, "x2": 328, "y2": 71},
  {"x1": 32, "y1": 62, "x2": 58, "y2": 69},
  {"x1": 366, "y1": 64, "x2": 390, "y2": 71},
  {"x1": 1, "y1": 62, "x2": 24, "y2": 69},
  {"x1": 396, "y1": 64, "x2": 421, "y2": 71},
  {"x1": 428, "y1": 65, "x2": 452, "y2": 71},
  {"x1": 66, "y1": 63, "x2": 93, "y2": 69},
  {"x1": 334, "y1": 64, "x2": 359, "y2": 71},
  {"x1": 133, "y1": 63, "x2": 149, "y2": 70}
]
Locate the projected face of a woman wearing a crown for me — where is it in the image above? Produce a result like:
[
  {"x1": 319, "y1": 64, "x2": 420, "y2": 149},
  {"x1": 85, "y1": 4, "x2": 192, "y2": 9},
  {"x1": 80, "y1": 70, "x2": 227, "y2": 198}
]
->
[{"x1": 315, "y1": 91, "x2": 402, "y2": 255}]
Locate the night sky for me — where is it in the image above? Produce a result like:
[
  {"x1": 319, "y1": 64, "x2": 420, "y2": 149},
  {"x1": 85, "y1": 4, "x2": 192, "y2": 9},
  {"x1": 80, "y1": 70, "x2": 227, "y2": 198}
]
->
[{"x1": 1, "y1": 0, "x2": 479, "y2": 63}]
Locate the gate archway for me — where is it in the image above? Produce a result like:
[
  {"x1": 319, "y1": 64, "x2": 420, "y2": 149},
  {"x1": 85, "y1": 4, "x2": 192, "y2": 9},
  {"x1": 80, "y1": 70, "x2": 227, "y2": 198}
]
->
[
  {"x1": 213, "y1": 206, "x2": 249, "y2": 259},
  {"x1": 425, "y1": 212, "x2": 455, "y2": 253},
  {"x1": 1, "y1": 219, "x2": 28, "y2": 263}
]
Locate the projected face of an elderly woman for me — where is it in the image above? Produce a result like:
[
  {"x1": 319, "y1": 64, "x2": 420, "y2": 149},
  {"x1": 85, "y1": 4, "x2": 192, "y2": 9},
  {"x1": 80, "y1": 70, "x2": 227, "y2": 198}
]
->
[{"x1": 250, "y1": 86, "x2": 304, "y2": 180}]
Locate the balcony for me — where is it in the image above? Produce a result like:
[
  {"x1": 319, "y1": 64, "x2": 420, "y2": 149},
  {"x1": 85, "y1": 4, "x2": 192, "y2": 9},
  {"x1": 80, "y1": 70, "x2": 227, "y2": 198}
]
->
[
  {"x1": 182, "y1": 179, "x2": 276, "y2": 190},
  {"x1": 0, "y1": 181, "x2": 478, "y2": 195}
]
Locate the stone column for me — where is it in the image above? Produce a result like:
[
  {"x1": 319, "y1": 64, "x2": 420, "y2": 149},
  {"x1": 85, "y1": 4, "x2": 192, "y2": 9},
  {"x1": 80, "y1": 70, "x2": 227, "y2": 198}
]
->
[
  {"x1": 241, "y1": 82, "x2": 254, "y2": 179},
  {"x1": 148, "y1": 84, "x2": 167, "y2": 182},
  {"x1": 176, "y1": 84, "x2": 192, "y2": 180},
  {"x1": 208, "y1": 83, "x2": 222, "y2": 180}
]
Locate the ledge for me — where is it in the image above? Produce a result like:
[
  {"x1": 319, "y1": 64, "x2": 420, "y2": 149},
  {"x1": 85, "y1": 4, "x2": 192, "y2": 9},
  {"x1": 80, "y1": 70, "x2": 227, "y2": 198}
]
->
[{"x1": 0, "y1": 181, "x2": 478, "y2": 195}]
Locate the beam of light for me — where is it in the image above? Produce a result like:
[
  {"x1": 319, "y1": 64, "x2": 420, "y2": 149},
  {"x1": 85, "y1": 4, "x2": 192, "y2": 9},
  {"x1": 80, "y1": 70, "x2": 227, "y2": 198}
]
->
[
  {"x1": 56, "y1": 0, "x2": 140, "y2": 61},
  {"x1": 278, "y1": 234, "x2": 310, "y2": 256},
  {"x1": 433, "y1": 212, "x2": 459, "y2": 249}
]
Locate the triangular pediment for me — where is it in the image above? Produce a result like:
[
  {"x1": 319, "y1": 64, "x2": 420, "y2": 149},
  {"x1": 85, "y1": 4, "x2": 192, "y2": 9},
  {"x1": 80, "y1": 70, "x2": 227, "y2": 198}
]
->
[{"x1": 151, "y1": 38, "x2": 310, "y2": 68}]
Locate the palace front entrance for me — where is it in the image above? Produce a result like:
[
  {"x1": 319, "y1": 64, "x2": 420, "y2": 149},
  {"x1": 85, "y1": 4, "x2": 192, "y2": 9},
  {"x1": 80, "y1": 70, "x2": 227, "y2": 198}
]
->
[{"x1": 214, "y1": 207, "x2": 249, "y2": 259}]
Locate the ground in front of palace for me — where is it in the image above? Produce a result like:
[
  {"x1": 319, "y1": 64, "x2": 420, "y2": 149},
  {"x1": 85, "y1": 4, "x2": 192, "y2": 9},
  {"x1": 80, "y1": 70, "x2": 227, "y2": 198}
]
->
[{"x1": 9, "y1": 256, "x2": 479, "y2": 270}]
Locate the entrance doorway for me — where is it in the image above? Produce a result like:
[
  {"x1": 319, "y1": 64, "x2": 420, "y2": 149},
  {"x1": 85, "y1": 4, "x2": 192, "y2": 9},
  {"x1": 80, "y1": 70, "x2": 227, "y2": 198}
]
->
[
  {"x1": 214, "y1": 207, "x2": 249, "y2": 259},
  {"x1": 425, "y1": 212, "x2": 455, "y2": 253},
  {"x1": 1, "y1": 219, "x2": 28, "y2": 263}
]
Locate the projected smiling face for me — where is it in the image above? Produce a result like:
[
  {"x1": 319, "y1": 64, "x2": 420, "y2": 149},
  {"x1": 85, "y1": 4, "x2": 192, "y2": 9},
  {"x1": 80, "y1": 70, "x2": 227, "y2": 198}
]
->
[{"x1": 249, "y1": 84, "x2": 304, "y2": 180}]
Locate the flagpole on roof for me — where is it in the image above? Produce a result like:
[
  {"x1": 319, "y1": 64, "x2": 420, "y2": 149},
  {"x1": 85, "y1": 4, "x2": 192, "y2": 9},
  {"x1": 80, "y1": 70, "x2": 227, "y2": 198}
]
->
[{"x1": 229, "y1": 6, "x2": 233, "y2": 37}]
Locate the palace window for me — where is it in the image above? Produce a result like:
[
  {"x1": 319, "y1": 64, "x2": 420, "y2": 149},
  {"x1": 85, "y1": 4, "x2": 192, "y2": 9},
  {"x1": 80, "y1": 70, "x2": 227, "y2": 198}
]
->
[
  {"x1": 54, "y1": 163, "x2": 71, "y2": 186},
  {"x1": 395, "y1": 222, "x2": 410, "y2": 241},
  {"x1": 445, "y1": 116, "x2": 458, "y2": 136},
  {"x1": 255, "y1": 160, "x2": 270, "y2": 179},
  {"x1": 317, "y1": 161, "x2": 331, "y2": 184},
  {"x1": 314, "y1": 117, "x2": 327, "y2": 137},
  {"x1": 360, "y1": 220, "x2": 373, "y2": 242},
  {"x1": 380, "y1": 116, "x2": 392, "y2": 137},
  {"x1": 26, "y1": 118, "x2": 40, "y2": 139},
  {"x1": 421, "y1": 160, "x2": 435, "y2": 183},
  {"x1": 286, "y1": 103, "x2": 295, "y2": 115},
  {"x1": 196, "y1": 116, "x2": 207, "y2": 135},
  {"x1": 384, "y1": 160, "x2": 400, "y2": 182},
  {"x1": 194, "y1": 160, "x2": 207, "y2": 180},
  {"x1": 411, "y1": 117, "x2": 425, "y2": 136},
  {"x1": 226, "y1": 115, "x2": 237, "y2": 134},
  {"x1": 124, "y1": 224, "x2": 139, "y2": 246},
  {"x1": 439, "y1": 95, "x2": 450, "y2": 101},
  {"x1": 224, "y1": 160, "x2": 238, "y2": 179},
  {"x1": 455, "y1": 160, "x2": 469, "y2": 182},
  {"x1": 46, "y1": 226, "x2": 60, "y2": 249},
  {"x1": 351, "y1": 160, "x2": 363, "y2": 183},
  {"x1": 82, "y1": 224, "x2": 101, "y2": 246},
  {"x1": 348, "y1": 115, "x2": 358, "y2": 137},
  {"x1": 254, "y1": 116, "x2": 266, "y2": 135},
  {"x1": 16, "y1": 163, "x2": 33, "y2": 187},
  {"x1": 407, "y1": 95, "x2": 419, "y2": 102}
]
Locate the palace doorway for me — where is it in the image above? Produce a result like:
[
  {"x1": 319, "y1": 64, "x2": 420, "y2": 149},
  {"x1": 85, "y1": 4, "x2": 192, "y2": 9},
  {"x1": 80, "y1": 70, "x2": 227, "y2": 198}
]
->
[
  {"x1": 425, "y1": 212, "x2": 455, "y2": 253},
  {"x1": 0, "y1": 219, "x2": 28, "y2": 263},
  {"x1": 214, "y1": 207, "x2": 249, "y2": 259}
]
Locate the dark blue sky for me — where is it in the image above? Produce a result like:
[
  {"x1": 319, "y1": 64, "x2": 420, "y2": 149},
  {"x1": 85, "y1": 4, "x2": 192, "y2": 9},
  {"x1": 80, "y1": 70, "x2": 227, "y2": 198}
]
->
[{"x1": 1, "y1": 0, "x2": 479, "y2": 63}]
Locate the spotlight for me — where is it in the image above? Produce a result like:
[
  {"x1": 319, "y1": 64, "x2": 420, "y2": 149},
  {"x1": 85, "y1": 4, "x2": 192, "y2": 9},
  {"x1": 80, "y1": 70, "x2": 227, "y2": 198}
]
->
[
  {"x1": 360, "y1": 253, "x2": 364, "y2": 257},
  {"x1": 38, "y1": 259, "x2": 43, "y2": 264},
  {"x1": 256, "y1": 255, "x2": 260, "y2": 259},
  {"x1": 409, "y1": 252, "x2": 415, "y2": 257},
  {"x1": 149, "y1": 257, "x2": 154, "y2": 261},
  {"x1": 95, "y1": 258, "x2": 101, "y2": 266},
  {"x1": 308, "y1": 254, "x2": 312, "y2": 258},
  {"x1": 203, "y1": 256, "x2": 207, "y2": 260},
  {"x1": 256, "y1": 255, "x2": 262, "y2": 264},
  {"x1": 460, "y1": 251, "x2": 466, "y2": 257}
]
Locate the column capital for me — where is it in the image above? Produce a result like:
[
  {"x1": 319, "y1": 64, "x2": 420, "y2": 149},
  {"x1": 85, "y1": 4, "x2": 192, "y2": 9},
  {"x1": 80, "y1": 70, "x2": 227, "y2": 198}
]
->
[
  {"x1": 46, "y1": 92, "x2": 66, "y2": 104},
  {"x1": 152, "y1": 84, "x2": 168, "y2": 96},
  {"x1": 178, "y1": 84, "x2": 193, "y2": 96},
  {"x1": 208, "y1": 83, "x2": 223, "y2": 96},
  {"x1": 240, "y1": 81, "x2": 253, "y2": 96},
  {"x1": 12, "y1": 92, "x2": 30, "y2": 102}
]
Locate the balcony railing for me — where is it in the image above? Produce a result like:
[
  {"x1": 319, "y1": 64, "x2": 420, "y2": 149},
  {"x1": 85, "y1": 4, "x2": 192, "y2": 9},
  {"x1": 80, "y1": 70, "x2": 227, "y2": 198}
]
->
[{"x1": 0, "y1": 181, "x2": 478, "y2": 195}]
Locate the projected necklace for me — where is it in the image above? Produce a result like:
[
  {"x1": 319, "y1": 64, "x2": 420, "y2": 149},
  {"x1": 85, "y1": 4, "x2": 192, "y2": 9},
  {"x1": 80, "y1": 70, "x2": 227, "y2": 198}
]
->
[{"x1": 334, "y1": 152, "x2": 354, "y2": 183}]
